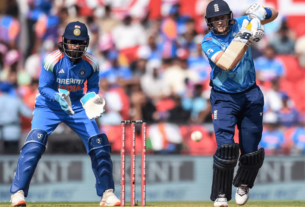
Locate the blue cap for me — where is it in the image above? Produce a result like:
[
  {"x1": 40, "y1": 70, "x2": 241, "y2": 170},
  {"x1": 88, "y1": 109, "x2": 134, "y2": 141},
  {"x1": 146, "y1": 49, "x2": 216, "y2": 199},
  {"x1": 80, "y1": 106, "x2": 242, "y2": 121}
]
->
[
  {"x1": 169, "y1": 5, "x2": 179, "y2": 15},
  {"x1": 280, "y1": 92, "x2": 289, "y2": 100},
  {"x1": 107, "y1": 50, "x2": 118, "y2": 60},
  {"x1": 0, "y1": 82, "x2": 13, "y2": 93},
  {"x1": 63, "y1": 21, "x2": 89, "y2": 41}
]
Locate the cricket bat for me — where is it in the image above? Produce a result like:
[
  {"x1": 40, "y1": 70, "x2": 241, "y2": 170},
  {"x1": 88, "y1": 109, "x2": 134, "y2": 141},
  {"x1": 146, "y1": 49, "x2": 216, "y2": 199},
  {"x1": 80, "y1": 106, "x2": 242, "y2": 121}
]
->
[{"x1": 216, "y1": 23, "x2": 252, "y2": 70}]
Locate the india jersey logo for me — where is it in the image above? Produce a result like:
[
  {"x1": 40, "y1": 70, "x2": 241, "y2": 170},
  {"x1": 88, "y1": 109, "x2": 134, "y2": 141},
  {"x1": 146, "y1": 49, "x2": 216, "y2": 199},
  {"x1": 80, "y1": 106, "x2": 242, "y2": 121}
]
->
[{"x1": 78, "y1": 69, "x2": 86, "y2": 77}]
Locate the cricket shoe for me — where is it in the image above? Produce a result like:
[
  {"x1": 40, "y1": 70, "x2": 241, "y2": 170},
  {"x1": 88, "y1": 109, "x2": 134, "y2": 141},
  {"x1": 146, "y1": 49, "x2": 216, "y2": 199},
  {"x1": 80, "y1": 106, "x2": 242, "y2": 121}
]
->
[
  {"x1": 214, "y1": 194, "x2": 228, "y2": 207},
  {"x1": 11, "y1": 190, "x2": 26, "y2": 206},
  {"x1": 100, "y1": 189, "x2": 121, "y2": 206},
  {"x1": 235, "y1": 184, "x2": 249, "y2": 205}
]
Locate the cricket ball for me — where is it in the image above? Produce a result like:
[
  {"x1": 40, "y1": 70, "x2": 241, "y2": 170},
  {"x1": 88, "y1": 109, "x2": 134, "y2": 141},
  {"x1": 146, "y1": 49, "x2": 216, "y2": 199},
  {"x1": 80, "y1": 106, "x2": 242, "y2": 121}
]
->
[{"x1": 191, "y1": 131, "x2": 202, "y2": 142}]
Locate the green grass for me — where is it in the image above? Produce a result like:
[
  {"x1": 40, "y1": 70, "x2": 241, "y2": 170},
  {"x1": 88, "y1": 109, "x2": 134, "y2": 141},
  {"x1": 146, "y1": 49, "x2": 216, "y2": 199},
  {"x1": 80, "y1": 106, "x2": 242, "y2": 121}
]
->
[{"x1": 0, "y1": 201, "x2": 305, "y2": 207}]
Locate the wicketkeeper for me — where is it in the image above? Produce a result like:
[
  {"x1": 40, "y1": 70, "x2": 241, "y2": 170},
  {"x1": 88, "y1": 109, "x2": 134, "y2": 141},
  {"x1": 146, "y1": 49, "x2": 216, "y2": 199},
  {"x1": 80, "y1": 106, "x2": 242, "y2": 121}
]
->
[
  {"x1": 202, "y1": 0, "x2": 278, "y2": 206},
  {"x1": 10, "y1": 22, "x2": 121, "y2": 207}
]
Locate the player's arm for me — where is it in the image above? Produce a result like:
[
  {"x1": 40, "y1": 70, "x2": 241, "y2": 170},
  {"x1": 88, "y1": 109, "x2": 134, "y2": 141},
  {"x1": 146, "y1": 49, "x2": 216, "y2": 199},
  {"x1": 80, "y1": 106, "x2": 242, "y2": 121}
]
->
[
  {"x1": 81, "y1": 65, "x2": 105, "y2": 120},
  {"x1": 215, "y1": 21, "x2": 253, "y2": 71},
  {"x1": 246, "y1": 4, "x2": 278, "y2": 25},
  {"x1": 38, "y1": 66, "x2": 57, "y2": 101},
  {"x1": 261, "y1": 7, "x2": 278, "y2": 25},
  {"x1": 86, "y1": 68, "x2": 99, "y2": 94},
  {"x1": 214, "y1": 47, "x2": 248, "y2": 71}
]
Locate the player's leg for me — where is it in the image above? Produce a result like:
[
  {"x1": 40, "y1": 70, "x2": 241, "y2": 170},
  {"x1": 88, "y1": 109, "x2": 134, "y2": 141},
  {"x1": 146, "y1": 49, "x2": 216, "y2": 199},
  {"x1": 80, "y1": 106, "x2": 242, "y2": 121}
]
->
[
  {"x1": 234, "y1": 85, "x2": 265, "y2": 205},
  {"x1": 65, "y1": 110, "x2": 120, "y2": 206},
  {"x1": 210, "y1": 89, "x2": 241, "y2": 207},
  {"x1": 10, "y1": 108, "x2": 61, "y2": 206}
]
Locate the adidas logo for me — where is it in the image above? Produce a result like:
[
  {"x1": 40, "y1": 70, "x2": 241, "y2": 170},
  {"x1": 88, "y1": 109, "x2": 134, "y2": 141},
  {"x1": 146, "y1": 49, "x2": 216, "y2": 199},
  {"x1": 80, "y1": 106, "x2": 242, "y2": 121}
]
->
[{"x1": 59, "y1": 69, "x2": 65, "y2": 74}]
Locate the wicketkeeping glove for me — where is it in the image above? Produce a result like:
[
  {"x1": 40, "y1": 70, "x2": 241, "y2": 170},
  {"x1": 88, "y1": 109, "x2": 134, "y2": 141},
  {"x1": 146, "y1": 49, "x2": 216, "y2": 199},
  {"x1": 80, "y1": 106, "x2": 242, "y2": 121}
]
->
[
  {"x1": 80, "y1": 92, "x2": 106, "y2": 120},
  {"x1": 55, "y1": 89, "x2": 75, "y2": 115}
]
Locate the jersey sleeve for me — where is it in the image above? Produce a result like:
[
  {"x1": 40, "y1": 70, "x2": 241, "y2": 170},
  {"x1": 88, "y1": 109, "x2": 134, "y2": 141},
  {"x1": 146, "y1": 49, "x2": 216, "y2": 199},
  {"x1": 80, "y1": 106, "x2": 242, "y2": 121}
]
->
[
  {"x1": 201, "y1": 38, "x2": 222, "y2": 60},
  {"x1": 235, "y1": 15, "x2": 251, "y2": 27},
  {"x1": 38, "y1": 50, "x2": 64, "y2": 101},
  {"x1": 38, "y1": 65, "x2": 57, "y2": 101},
  {"x1": 83, "y1": 53, "x2": 100, "y2": 94},
  {"x1": 87, "y1": 68, "x2": 99, "y2": 94}
]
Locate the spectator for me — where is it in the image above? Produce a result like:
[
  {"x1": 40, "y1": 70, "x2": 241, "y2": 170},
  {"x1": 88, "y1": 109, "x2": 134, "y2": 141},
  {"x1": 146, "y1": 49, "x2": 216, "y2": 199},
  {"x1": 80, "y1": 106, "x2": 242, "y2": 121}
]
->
[
  {"x1": 270, "y1": 24, "x2": 295, "y2": 55},
  {"x1": 168, "y1": 95, "x2": 190, "y2": 124},
  {"x1": 255, "y1": 45, "x2": 285, "y2": 82},
  {"x1": 140, "y1": 59, "x2": 170, "y2": 100},
  {"x1": 128, "y1": 83, "x2": 157, "y2": 123},
  {"x1": 99, "y1": 50, "x2": 132, "y2": 84},
  {"x1": 260, "y1": 112, "x2": 285, "y2": 155},
  {"x1": 0, "y1": 82, "x2": 32, "y2": 154},
  {"x1": 187, "y1": 35, "x2": 210, "y2": 84},
  {"x1": 182, "y1": 84, "x2": 210, "y2": 123},
  {"x1": 99, "y1": 5, "x2": 119, "y2": 34},
  {"x1": 291, "y1": 116, "x2": 305, "y2": 154},
  {"x1": 86, "y1": 15, "x2": 99, "y2": 53},
  {"x1": 276, "y1": 92, "x2": 299, "y2": 128},
  {"x1": 25, "y1": 38, "x2": 56, "y2": 79},
  {"x1": 147, "y1": 34, "x2": 163, "y2": 60},
  {"x1": 130, "y1": 45, "x2": 151, "y2": 78},
  {"x1": 112, "y1": 15, "x2": 146, "y2": 62},
  {"x1": 98, "y1": 78, "x2": 123, "y2": 125},
  {"x1": 295, "y1": 33, "x2": 305, "y2": 67},
  {"x1": 163, "y1": 50, "x2": 198, "y2": 95},
  {"x1": 21, "y1": 79, "x2": 39, "y2": 109},
  {"x1": 264, "y1": 79, "x2": 284, "y2": 112},
  {"x1": 0, "y1": 3, "x2": 20, "y2": 50}
]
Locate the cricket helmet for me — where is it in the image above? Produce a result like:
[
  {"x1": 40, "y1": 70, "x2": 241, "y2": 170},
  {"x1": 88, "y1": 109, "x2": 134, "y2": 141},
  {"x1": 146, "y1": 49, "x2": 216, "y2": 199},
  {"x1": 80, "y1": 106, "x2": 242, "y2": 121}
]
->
[
  {"x1": 205, "y1": 0, "x2": 234, "y2": 35},
  {"x1": 62, "y1": 21, "x2": 90, "y2": 59}
]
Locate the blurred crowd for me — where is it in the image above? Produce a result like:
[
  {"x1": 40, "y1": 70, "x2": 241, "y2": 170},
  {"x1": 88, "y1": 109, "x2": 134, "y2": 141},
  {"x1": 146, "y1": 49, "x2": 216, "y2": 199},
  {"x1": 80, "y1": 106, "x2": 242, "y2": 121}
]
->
[{"x1": 0, "y1": 0, "x2": 305, "y2": 155}]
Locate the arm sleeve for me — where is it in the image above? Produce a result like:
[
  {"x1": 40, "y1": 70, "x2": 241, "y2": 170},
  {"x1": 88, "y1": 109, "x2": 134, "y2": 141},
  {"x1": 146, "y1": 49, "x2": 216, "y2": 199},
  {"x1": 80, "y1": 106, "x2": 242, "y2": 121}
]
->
[
  {"x1": 38, "y1": 66, "x2": 57, "y2": 101},
  {"x1": 87, "y1": 67, "x2": 99, "y2": 94},
  {"x1": 201, "y1": 39, "x2": 222, "y2": 60}
]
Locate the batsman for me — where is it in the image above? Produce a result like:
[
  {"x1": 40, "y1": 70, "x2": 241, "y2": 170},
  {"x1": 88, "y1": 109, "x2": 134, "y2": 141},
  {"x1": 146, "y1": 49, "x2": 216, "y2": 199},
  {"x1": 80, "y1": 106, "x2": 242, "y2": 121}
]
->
[
  {"x1": 10, "y1": 22, "x2": 120, "y2": 206},
  {"x1": 202, "y1": 0, "x2": 278, "y2": 206}
]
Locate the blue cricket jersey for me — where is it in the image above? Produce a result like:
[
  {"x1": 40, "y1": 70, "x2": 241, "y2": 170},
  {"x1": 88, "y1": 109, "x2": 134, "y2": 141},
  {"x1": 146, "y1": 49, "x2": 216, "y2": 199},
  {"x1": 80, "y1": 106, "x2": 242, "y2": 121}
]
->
[
  {"x1": 36, "y1": 50, "x2": 99, "y2": 111},
  {"x1": 201, "y1": 15, "x2": 256, "y2": 93}
]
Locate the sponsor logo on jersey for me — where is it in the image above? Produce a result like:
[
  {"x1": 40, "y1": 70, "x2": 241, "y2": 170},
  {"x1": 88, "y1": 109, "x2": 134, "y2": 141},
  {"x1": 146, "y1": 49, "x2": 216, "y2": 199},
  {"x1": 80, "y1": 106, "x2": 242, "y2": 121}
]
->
[
  {"x1": 58, "y1": 85, "x2": 82, "y2": 92},
  {"x1": 56, "y1": 78, "x2": 85, "y2": 85},
  {"x1": 59, "y1": 69, "x2": 65, "y2": 74},
  {"x1": 205, "y1": 38, "x2": 213, "y2": 41}
]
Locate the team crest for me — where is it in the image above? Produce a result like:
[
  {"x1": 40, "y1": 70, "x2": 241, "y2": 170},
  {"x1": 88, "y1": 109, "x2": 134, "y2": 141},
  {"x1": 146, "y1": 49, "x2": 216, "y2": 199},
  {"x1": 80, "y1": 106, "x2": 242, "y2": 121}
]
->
[
  {"x1": 78, "y1": 69, "x2": 86, "y2": 77},
  {"x1": 73, "y1": 28, "x2": 81, "y2": 36},
  {"x1": 37, "y1": 134, "x2": 43, "y2": 139}
]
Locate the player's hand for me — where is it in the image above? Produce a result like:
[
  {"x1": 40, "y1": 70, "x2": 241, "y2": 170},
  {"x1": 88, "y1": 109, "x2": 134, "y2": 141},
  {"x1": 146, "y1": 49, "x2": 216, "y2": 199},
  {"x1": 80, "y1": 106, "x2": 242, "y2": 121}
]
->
[
  {"x1": 55, "y1": 89, "x2": 75, "y2": 115},
  {"x1": 80, "y1": 92, "x2": 105, "y2": 120},
  {"x1": 234, "y1": 20, "x2": 253, "y2": 47},
  {"x1": 248, "y1": 18, "x2": 265, "y2": 42},
  {"x1": 246, "y1": 3, "x2": 267, "y2": 21}
]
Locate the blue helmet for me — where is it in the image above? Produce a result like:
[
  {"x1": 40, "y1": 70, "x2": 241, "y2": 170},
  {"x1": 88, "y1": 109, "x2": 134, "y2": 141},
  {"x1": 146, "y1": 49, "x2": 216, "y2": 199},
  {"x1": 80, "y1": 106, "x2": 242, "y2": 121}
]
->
[
  {"x1": 62, "y1": 21, "x2": 90, "y2": 59},
  {"x1": 205, "y1": 0, "x2": 233, "y2": 35}
]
